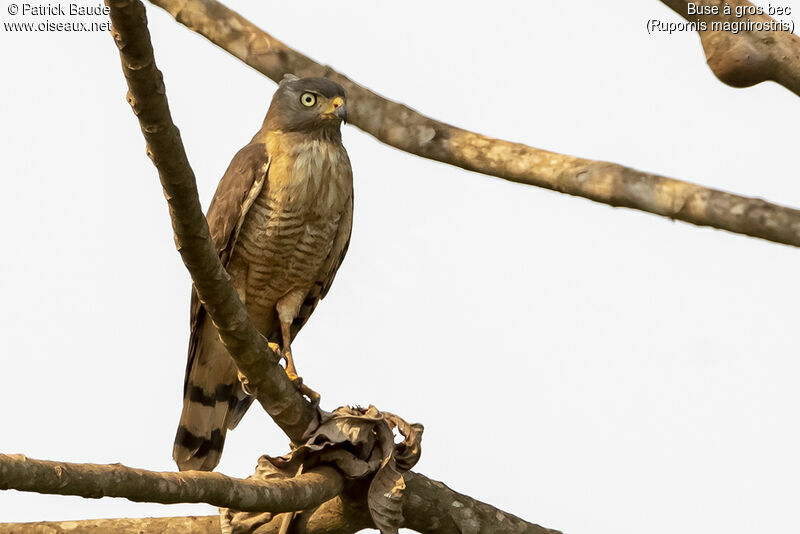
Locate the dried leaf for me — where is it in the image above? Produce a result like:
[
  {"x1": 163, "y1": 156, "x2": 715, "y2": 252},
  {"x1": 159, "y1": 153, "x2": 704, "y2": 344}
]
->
[{"x1": 221, "y1": 405, "x2": 423, "y2": 534}]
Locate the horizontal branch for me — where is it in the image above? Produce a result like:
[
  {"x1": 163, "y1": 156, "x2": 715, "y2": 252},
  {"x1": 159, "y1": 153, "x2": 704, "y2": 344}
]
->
[
  {"x1": 0, "y1": 459, "x2": 558, "y2": 534},
  {"x1": 105, "y1": 0, "x2": 318, "y2": 443},
  {"x1": 0, "y1": 454, "x2": 343, "y2": 513},
  {"x1": 148, "y1": 0, "x2": 800, "y2": 248},
  {"x1": 0, "y1": 498, "x2": 370, "y2": 534},
  {"x1": 0, "y1": 515, "x2": 354, "y2": 534},
  {"x1": 0, "y1": 516, "x2": 219, "y2": 534},
  {"x1": 661, "y1": 0, "x2": 800, "y2": 95}
]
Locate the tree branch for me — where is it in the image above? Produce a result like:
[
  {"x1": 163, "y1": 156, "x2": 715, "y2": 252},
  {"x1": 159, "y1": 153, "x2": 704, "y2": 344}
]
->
[
  {"x1": 147, "y1": 0, "x2": 800, "y2": 248},
  {"x1": 402, "y1": 472, "x2": 559, "y2": 534},
  {"x1": 0, "y1": 512, "x2": 366, "y2": 534},
  {"x1": 222, "y1": 472, "x2": 558, "y2": 534},
  {"x1": 105, "y1": 0, "x2": 318, "y2": 443},
  {"x1": 0, "y1": 454, "x2": 343, "y2": 513},
  {"x1": 0, "y1": 462, "x2": 558, "y2": 534},
  {"x1": 0, "y1": 516, "x2": 219, "y2": 534},
  {"x1": 661, "y1": 0, "x2": 800, "y2": 95},
  {"x1": 223, "y1": 471, "x2": 560, "y2": 534}
]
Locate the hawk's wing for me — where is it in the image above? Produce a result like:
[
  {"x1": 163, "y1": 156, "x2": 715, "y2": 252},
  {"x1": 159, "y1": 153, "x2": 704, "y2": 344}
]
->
[
  {"x1": 184, "y1": 142, "x2": 270, "y2": 395},
  {"x1": 207, "y1": 143, "x2": 271, "y2": 264},
  {"x1": 320, "y1": 194, "x2": 354, "y2": 299}
]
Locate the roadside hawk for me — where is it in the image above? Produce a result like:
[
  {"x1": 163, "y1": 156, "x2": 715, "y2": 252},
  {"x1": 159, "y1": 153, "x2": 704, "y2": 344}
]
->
[{"x1": 173, "y1": 76, "x2": 353, "y2": 472}]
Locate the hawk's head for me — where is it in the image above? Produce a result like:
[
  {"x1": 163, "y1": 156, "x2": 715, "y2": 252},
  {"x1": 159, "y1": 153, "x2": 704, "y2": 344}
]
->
[{"x1": 263, "y1": 75, "x2": 347, "y2": 133}]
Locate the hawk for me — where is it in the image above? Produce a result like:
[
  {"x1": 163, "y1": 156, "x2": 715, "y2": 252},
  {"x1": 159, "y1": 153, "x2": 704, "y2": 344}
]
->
[{"x1": 173, "y1": 76, "x2": 353, "y2": 472}]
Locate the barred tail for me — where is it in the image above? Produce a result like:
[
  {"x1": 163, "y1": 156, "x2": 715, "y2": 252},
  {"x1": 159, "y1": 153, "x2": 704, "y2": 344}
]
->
[{"x1": 173, "y1": 317, "x2": 251, "y2": 471}]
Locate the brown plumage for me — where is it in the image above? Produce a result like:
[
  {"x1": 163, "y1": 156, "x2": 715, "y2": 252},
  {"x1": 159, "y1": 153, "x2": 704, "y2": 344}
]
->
[{"x1": 173, "y1": 76, "x2": 353, "y2": 472}]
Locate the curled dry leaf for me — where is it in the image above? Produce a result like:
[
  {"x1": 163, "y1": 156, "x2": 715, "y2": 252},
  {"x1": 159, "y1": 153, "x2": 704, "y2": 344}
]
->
[{"x1": 221, "y1": 406, "x2": 423, "y2": 534}]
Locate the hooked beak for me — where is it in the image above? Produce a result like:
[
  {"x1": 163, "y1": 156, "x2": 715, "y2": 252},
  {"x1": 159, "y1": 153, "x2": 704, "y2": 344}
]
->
[
  {"x1": 328, "y1": 96, "x2": 347, "y2": 123},
  {"x1": 334, "y1": 104, "x2": 348, "y2": 123}
]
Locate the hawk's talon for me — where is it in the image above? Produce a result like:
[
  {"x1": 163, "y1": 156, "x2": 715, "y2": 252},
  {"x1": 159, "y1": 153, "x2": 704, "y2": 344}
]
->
[
  {"x1": 300, "y1": 383, "x2": 321, "y2": 405},
  {"x1": 286, "y1": 371, "x2": 302, "y2": 388},
  {"x1": 284, "y1": 369, "x2": 320, "y2": 405},
  {"x1": 267, "y1": 342, "x2": 284, "y2": 363},
  {"x1": 237, "y1": 370, "x2": 253, "y2": 396}
]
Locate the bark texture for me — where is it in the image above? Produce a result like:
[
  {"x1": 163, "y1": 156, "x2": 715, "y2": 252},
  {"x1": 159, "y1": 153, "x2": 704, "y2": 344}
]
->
[
  {"x1": 0, "y1": 472, "x2": 558, "y2": 534},
  {"x1": 223, "y1": 472, "x2": 560, "y2": 534},
  {"x1": 147, "y1": 0, "x2": 800, "y2": 248},
  {"x1": 105, "y1": 0, "x2": 319, "y2": 443},
  {"x1": 662, "y1": 0, "x2": 800, "y2": 94},
  {"x1": 0, "y1": 512, "x2": 366, "y2": 534},
  {"x1": 0, "y1": 454, "x2": 343, "y2": 513},
  {"x1": 0, "y1": 516, "x2": 218, "y2": 534}
]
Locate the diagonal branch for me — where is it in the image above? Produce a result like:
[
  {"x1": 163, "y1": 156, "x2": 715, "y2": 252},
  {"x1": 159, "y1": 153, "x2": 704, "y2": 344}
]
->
[
  {"x1": 105, "y1": 0, "x2": 318, "y2": 443},
  {"x1": 661, "y1": 0, "x2": 800, "y2": 95},
  {"x1": 148, "y1": 0, "x2": 800, "y2": 248},
  {"x1": 0, "y1": 454, "x2": 343, "y2": 513},
  {"x1": 402, "y1": 472, "x2": 560, "y2": 534}
]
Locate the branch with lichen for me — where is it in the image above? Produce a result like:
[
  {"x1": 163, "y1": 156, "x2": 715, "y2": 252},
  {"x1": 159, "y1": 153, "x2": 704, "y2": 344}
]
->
[
  {"x1": 146, "y1": 0, "x2": 800, "y2": 248},
  {"x1": 661, "y1": 0, "x2": 800, "y2": 95}
]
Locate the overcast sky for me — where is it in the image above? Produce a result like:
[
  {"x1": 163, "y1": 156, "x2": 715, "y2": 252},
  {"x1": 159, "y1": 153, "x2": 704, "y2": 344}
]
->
[{"x1": 1, "y1": 1, "x2": 799, "y2": 533}]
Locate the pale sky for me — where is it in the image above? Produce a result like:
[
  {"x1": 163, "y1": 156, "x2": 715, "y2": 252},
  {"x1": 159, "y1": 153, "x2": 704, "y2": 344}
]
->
[{"x1": 1, "y1": 1, "x2": 799, "y2": 533}]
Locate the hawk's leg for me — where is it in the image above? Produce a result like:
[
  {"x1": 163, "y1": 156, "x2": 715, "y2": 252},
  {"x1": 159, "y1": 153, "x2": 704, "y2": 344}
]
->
[
  {"x1": 279, "y1": 320, "x2": 298, "y2": 378},
  {"x1": 276, "y1": 292, "x2": 320, "y2": 404}
]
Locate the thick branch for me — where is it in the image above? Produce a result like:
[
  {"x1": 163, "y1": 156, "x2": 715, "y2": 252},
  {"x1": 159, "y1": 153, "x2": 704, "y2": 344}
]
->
[
  {"x1": 0, "y1": 467, "x2": 558, "y2": 534},
  {"x1": 0, "y1": 516, "x2": 219, "y2": 534},
  {"x1": 148, "y1": 0, "x2": 800, "y2": 248},
  {"x1": 0, "y1": 513, "x2": 361, "y2": 534},
  {"x1": 0, "y1": 499, "x2": 370, "y2": 534},
  {"x1": 662, "y1": 0, "x2": 800, "y2": 95},
  {"x1": 402, "y1": 472, "x2": 559, "y2": 534},
  {"x1": 0, "y1": 454, "x2": 343, "y2": 513},
  {"x1": 105, "y1": 0, "x2": 317, "y2": 442},
  {"x1": 225, "y1": 472, "x2": 558, "y2": 534}
]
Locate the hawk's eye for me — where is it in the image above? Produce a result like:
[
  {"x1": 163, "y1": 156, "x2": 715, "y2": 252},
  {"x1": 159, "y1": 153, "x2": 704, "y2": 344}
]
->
[{"x1": 300, "y1": 92, "x2": 317, "y2": 107}]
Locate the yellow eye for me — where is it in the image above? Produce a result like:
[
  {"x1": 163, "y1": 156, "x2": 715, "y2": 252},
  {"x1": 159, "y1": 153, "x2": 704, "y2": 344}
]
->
[{"x1": 300, "y1": 92, "x2": 316, "y2": 107}]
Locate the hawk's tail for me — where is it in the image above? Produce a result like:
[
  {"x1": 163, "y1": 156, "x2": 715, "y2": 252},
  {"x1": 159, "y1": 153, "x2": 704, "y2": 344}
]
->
[{"x1": 173, "y1": 318, "x2": 253, "y2": 471}]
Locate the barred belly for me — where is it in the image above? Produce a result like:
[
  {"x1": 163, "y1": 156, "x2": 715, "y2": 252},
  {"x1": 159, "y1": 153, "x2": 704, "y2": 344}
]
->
[{"x1": 225, "y1": 136, "x2": 349, "y2": 337}]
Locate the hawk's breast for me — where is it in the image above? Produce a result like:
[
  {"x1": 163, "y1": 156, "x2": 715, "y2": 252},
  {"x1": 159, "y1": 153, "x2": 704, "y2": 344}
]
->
[{"x1": 228, "y1": 133, "x2": 352, "y2": 322}]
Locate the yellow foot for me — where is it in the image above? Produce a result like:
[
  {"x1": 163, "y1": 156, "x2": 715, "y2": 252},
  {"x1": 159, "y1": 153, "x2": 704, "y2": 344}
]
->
[
  {"x1": 268, "y1": 341, "x2": 283, "y2": 359},
  {"x1": 285, "y1": 370, "x2": 321, "y2": 405}
]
